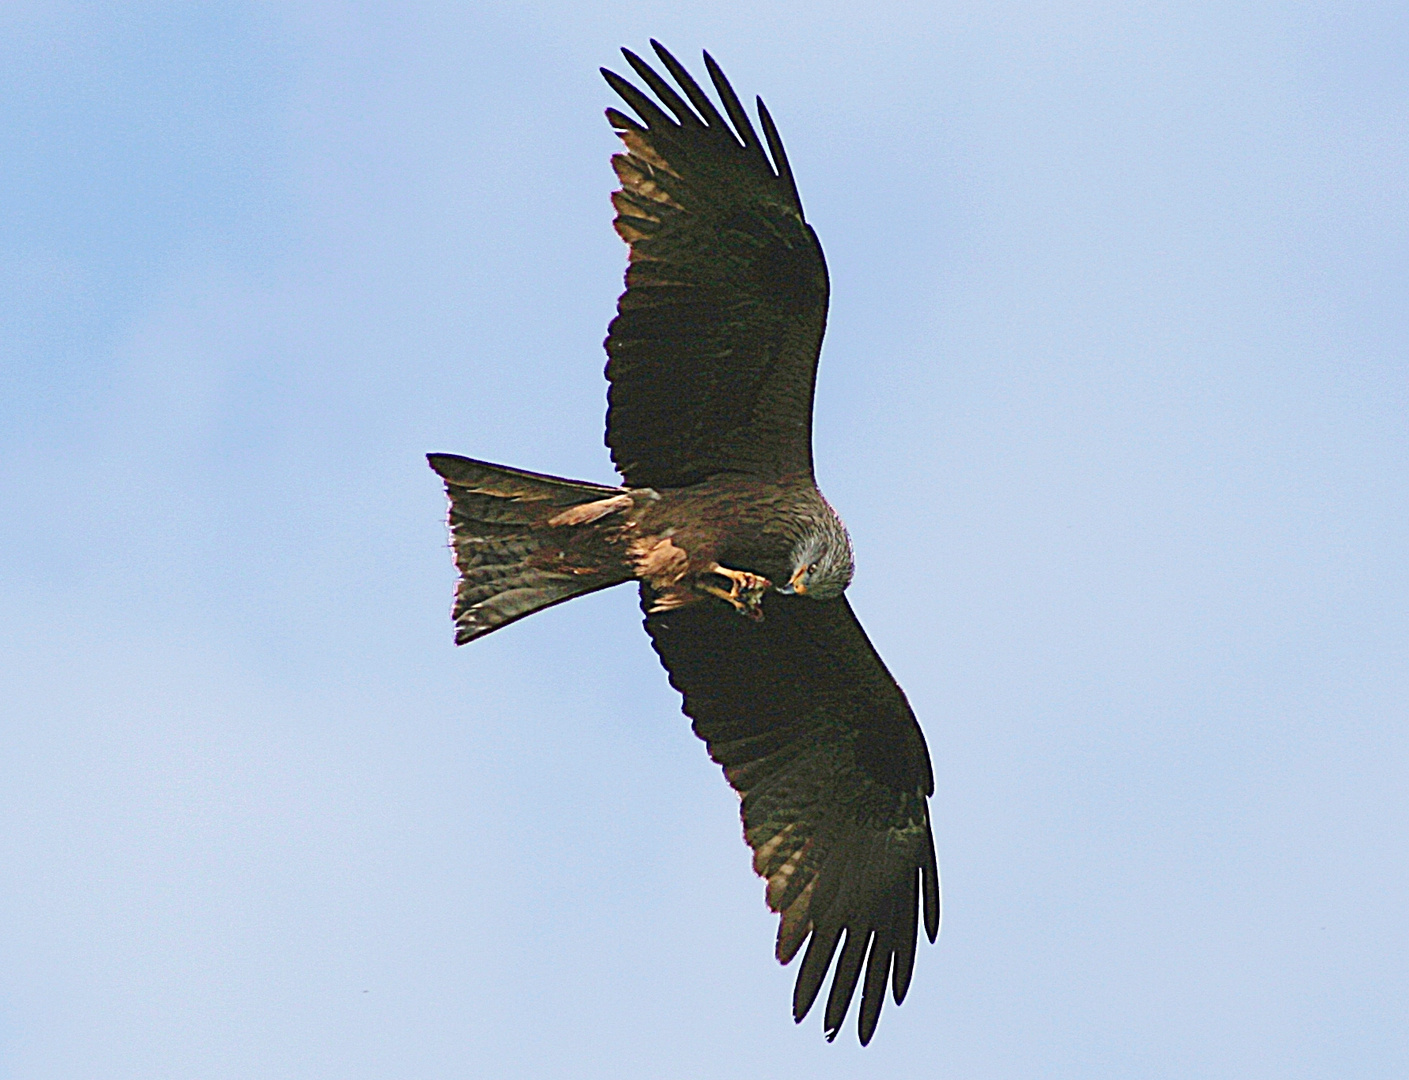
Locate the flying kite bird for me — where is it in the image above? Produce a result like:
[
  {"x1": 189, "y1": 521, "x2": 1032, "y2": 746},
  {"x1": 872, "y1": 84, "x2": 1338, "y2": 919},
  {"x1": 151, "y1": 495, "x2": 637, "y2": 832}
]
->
[{"x1": 429, "y1": 42, "x2": 939, "y2": 1044}]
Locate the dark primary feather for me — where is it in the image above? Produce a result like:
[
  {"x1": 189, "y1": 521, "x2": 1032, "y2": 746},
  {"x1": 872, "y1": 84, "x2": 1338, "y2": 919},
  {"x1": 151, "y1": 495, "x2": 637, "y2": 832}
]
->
[
  {"x1": 644, "y1": 591, "x2": 940, "y2": 1043},
  {"x1": 601, "y1": 43, "x2": 830, "y2": 488}
]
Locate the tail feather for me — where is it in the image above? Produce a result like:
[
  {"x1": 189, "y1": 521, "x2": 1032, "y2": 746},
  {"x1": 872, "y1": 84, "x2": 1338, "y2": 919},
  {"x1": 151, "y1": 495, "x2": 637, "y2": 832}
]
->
[{"x1": 428, "y1": 454, "x2": 634, "y2": 643}]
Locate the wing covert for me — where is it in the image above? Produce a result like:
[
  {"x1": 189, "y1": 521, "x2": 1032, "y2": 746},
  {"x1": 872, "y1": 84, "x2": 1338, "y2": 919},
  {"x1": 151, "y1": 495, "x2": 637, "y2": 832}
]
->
[
  {"x1": 602, "y1": 42, "x2": 830, "y2": 488},
  {"x1": 643, "y1": 591, "x2": 940, "y2": 1044}
]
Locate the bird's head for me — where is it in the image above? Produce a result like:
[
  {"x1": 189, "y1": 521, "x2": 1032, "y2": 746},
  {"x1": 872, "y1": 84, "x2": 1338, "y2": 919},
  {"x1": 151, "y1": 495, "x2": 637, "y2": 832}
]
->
[{"x1": 778, "y1": 517, "x2": 854, "y2": 600}]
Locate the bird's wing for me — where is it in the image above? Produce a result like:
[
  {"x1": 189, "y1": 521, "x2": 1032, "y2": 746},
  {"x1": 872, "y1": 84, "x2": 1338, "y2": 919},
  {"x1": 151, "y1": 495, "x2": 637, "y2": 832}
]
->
[
  {"x1": 643, "y1": 591, "x2": 940, "y2": 1044},
  {"x1": 602, "y1": 42, "x2": 830, "y2": 488}
]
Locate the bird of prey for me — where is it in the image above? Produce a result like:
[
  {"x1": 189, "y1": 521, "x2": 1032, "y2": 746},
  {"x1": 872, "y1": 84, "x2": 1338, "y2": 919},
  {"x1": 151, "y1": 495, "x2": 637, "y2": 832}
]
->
[{"x1": 428, "y1": 42, "x2": 939, "y2": 1044}]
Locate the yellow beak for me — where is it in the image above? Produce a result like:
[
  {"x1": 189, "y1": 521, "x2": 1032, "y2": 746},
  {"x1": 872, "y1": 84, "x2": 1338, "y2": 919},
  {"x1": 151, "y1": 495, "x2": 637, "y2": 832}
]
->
[{"x1": 786, "y1": 565, "x2": 809, "y2": 595}]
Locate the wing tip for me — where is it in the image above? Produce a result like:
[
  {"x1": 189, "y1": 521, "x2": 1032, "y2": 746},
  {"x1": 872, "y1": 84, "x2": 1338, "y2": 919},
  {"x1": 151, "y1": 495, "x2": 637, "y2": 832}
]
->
[
  {"x1": 753, "y1": 94, "x2": 803, "y2": 215},
  {"x1": 923, "y1": 833, "x2": 942, "y2": 942}
]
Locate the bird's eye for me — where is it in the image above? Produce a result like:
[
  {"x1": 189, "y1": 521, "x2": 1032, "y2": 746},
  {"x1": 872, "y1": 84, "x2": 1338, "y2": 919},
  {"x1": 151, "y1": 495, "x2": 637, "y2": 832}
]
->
[{"x1": 807, "y1": 563, "x2": 818, "y2": 574}]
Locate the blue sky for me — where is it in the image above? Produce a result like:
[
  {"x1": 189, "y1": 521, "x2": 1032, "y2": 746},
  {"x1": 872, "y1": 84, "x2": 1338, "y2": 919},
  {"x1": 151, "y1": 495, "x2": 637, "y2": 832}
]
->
[{"x1": 2, "y1": 3, "x2": 1406, "y2": 1077}]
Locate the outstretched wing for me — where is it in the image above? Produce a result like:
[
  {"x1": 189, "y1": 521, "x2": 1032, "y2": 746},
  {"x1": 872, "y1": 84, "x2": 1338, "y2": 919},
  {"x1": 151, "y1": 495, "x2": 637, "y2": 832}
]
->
[
  {"x1": 644, "y1": 591, "x2": 941, "y2": 1044},
  {"x1": 602, "y1": 42, "x2": 830, "y2": 489}
]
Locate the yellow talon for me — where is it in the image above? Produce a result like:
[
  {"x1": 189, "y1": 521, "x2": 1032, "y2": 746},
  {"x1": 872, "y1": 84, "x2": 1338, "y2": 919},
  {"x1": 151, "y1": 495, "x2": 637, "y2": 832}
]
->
[{"x1": 700, "y1": 564, "x2": 771, "y2": 619}]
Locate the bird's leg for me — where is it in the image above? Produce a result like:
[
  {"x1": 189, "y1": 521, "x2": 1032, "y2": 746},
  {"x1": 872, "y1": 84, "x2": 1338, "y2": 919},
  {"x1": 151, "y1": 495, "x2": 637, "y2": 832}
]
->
[{"x1": 698, "y1": 563, "x2": 771, "y2": 620}]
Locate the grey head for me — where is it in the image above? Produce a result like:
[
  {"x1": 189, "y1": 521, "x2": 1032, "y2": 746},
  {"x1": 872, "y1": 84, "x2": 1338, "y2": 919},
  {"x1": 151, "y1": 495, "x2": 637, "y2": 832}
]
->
[{"x1": 778, "y1": 508, "x2": 854, "y2": 600}]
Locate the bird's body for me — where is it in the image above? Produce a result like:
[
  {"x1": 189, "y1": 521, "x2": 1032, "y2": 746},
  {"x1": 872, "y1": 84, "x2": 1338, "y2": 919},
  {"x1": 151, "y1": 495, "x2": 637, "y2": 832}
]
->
[
  {"x1": 626, "y1": 473, "x2": 846, "y2": 606},
  {"x1": 429, "y1": 43, "x2": 939, "y2": 1044},
  {"x1": 428, "y1": 457, "x2": 838, "y2": 628}
]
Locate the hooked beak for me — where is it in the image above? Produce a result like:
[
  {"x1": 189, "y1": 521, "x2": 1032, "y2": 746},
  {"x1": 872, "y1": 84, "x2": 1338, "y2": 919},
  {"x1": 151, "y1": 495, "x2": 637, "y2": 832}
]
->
[{"x1": 779, "y1": 565, "x2": 809, "y2": 595}]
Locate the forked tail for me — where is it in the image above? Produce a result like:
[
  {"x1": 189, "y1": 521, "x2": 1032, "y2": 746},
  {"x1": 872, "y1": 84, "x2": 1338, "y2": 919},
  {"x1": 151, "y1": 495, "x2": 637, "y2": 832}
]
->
[{"x1": 428, "y1": 454, "x2": 635, "y2": 643}]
